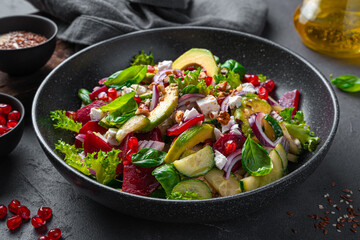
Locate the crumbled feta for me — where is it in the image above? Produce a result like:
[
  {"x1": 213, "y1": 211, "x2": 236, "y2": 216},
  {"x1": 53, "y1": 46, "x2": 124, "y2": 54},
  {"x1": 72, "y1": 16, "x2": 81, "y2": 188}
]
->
[
  {"x1": 228, "y1": 95, "x2": 242, "y2": 109},
  {"x1": 131, "y1": 84, "x2": 147, "y2": 95},
  {"x1": 209, "y1": 111, "x2": 219, "y2": 119},
  {"x1": 105, "y1": 128, "x2": 120, "y2": 146},
  {"x1": 196, "y1": 95, "x2": 220, "y2": 116},
  {"x1": 214, "y1": 127, "x2": 223, "y2": 140},
  {"x1": 183, "y1": 108, "x2": 199, "y2": 121},
  {"x1": 121, "y1": 86, "x2": 134, "y2": 94},
  {"x1": 241, "y1": 83, "x2": 256, "y2": 94},
  {"x1": 230, "y1": 124, "x2": 242, "y2": 135},
  {"x1": 214, "y1": 150, "x2": 227, "y2": 170},
  {"x1": 158, "y1": 60, "x2": 173, "y2": 71},
  {"x1": 90, "y1": 107, "x2": 105, "y2": 121},
  {"x1": 222, "y1": 116, "x2": 236, "y2": 133}
]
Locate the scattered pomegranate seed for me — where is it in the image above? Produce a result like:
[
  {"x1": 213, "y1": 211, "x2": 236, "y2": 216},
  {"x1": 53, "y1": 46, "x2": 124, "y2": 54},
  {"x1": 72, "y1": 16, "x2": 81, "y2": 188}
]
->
[
  {"x1": 0, "y1": 204, "x2": 7, "y2": 219},
  {"x1": 0, "y1": 115, "x2": 6, "y2": 125},
  {"x1": 128, "y1": 137, "x2": 139, "y2": 151},
  {"x1": 31, "y1": 215, "x2": 46, "y2": 228},
  {"x1": 107, "y1": 88, "x2": 117, "y2": 100},
  {"x1": 8, "y1": 199, "x2": 20, "y2": 214},
  {"x1": 258, "y1": 87, "x2": 269, "y2": 100},
  {"x1": 7, "y1": 215, "x2": 22, "y2": 230},
  {"x1": 0, "y1": 125, "x2": 8, "y2": 135},
  {"x1": 244, "y1": 74, "x2": 259, "y2": 86},
  {"x1": 7, "y1": 120, "x2": 18, "y2": 129},
  {"x1": 0, "y1": 104, "x2": 11, "y2": 114},
  {"x1": 65, "y1": 111, "x2": 77, "y2": 121},
  {"x1": 38, "y1": 236, "x2": 49, "y2": 240},
  {"x1": 18, "y1": 205, "x2": 31, "y2": 220},
  {"x1": 37, "y1": 207, "x2": 52, "y2": 220},
  {"x1": 147, "y1": 65, "x2": 155, "y2": 73},
  {"x1": 8, "y1": 110, "x2": 21, "y2": 121},
  {"x1": 48, "y1": 228, "x2": 62, "y2": 239},
  {"x1": 134, "y1": 96, "x2": 141, "y2": 104},
  {"x1": 205, "y1": 77, "x2": 213, "y2": 86},
  {"x1": 224, "y1": 140, "x2": 236, "y2": 155},
  {"x1": 98, "y1": 92, "x2": 108, "y2": 101},
  {"x1": 263, "y1": 79, "x2": 275, "y2": 92}
]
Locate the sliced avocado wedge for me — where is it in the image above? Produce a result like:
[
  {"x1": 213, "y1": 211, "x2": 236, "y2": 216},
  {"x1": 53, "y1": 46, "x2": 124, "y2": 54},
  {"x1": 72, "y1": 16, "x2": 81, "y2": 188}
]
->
[
  {"x1": 164, "y1": 124, "x2": 215, "y2": 163},
  {"x1": 142, "y1": 85, "x2": 179, "y2": 132},
  {"x1": 172, "y1": 48, "x2": 219, "y2": 78},
  {"x1": 116, "y1": 115, "x2": 150, "y2": 143}
]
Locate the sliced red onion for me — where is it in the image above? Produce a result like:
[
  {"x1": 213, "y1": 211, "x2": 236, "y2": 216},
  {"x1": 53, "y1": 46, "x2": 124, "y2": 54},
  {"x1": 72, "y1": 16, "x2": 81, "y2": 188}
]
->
[
  {"x1": 220, "y1": 95, "x2": 230, "y2": 112},
  {"x1": 88, "y1": 168, "x2": 96, "y2": 176},
  {"x1": 138, "y1": 140, "x2": 165, "y2": 151},
  {"x1": 225, "y1": 155, "x2": 242, "y2": 179},
  {"x1": 149, "y1": 84, "x2": 159, "y2": 111},
  {"x1": 248, "y1": 112, "x2": 277, "y2": 148},
  {"x1": 153, "y1": 69, "x2": 182, "y2": 85},
  {"x1": 178, "y1": 93, "x2": 205, "y2": 108},
  {"x1": 267, "y1": 96, "x2": 281, "y2": 107},
  {"x1": 234, "y1": 91, "x2": 247, "y2": 96},
  {"x1": 270, "y1": 110, "x2": 283, "y2": 122},
  {"x1": 177, "y1": 102, "x2": 197, "y2": 111},
  {"x1": 277, "y1": 136, "x2": 289, "y2": 154},
  {"x1": 223, "y1": 149, "x2": 242, "y2": 179},
  {"x1": 75, "y1": 134, "x2": 86, "y2": 143}
]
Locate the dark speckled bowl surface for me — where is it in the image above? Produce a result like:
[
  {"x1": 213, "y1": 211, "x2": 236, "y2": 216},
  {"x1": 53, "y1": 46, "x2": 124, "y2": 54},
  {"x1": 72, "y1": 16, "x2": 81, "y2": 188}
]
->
[{"x1": 32, "y1": 27, "x2": 339, "y2": 222}]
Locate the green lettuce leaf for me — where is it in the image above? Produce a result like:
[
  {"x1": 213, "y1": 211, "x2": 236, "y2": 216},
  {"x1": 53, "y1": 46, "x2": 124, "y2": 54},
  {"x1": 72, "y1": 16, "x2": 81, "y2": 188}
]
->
[
  {"x1": 50, "y1": 110, "x2": 82, "y2": 133},
  {"x1": 152, "y1": 164, "x2": 180, "y2": 196},
  {"x1": 132, "y1": 148, "x2": 166, "y2": 168},
  {"x1": 168, "y1": 191, "x2": 200, "y2": 200},
  {"x1": 280, "y1": 107, "x2": 306, "y2": 125},
  {"x1": 131, "y1": 51, "x2": 155, "y2": 66},
  {"x1": 99, "y1": 91, "x2": 136, "y2": 113}
]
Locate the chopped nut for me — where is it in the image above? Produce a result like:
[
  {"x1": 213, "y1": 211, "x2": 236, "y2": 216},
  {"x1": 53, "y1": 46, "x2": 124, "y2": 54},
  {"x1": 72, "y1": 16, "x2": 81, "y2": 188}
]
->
[
  {"x1": 135, "y1": 107, "x2": 150, "y2": 117},
  {"x1": 157, "y1": 84, "x2": 166, "y2": 94},
  {"x1": 217, "y1": 81, "x2": 228, "y2": 91},
  {"x1": 236, "y1": 85, "x2": 243, "y2": 91},
  {"x1": 218, "y1": 91, "x2": 228, "y2": 98},
  {"x1": 217, "y1": 111, "x2": 230, "y2": 125},
  {"x1": 148, "y1": 82, "x2": 158, "y2": 89},
  {"x1": 159, "y1": 96, "x2": 165, "y2": 101},
  {"x1": 175, "y1": 111, "x2": 184, "y2": 123}
]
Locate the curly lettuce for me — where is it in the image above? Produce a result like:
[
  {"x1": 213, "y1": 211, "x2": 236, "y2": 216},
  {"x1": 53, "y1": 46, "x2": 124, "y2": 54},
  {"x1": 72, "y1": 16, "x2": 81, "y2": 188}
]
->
[{"x1": 50, "y1": 110, "x2": 82, "y2": 133}]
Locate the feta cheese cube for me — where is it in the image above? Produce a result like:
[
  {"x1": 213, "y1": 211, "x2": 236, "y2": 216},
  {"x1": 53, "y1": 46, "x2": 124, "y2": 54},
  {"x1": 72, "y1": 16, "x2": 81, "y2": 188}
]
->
[
  {"x1": 241, "y1": 83, "x2": 256, "y2": 94},
  {"x1": 214, "y1": 150, "x2": 227, "y2": 170},
  {"x1": 105, "y1": 128, "x2": 120, "y2": 146},
  {"x1": 183, "y1": 108, "x2": 200, "y2": 121},
  {"x1": 222, "y1": 116, "x2": 236, "y2": 133},
  {"x1": 228, "y1": 95, "x2": 242, "y2": 109},
  {"x1": 196, "y1": 95, "x2": 220, "y2": 116},
  {"x1": 131, "y1": 84, "x2": 147, "y2": 95},
  {"x1": 90, "y1": 107, "x2": 105, "y2": 121},
  {"x1": 158, "y1": 60, "x2": 173, "y2": 71},
  {"x1": 214, "y1": 127, "x2": 223, "y2": 140},
  {"x1": 121, "y1": 86, "x2": 134, "y2": 94}
]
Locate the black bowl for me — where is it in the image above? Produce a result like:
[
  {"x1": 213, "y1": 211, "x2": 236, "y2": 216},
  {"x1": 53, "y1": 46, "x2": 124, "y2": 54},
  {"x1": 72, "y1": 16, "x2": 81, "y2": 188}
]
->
[
  {"x1": 0, "y1": 15, "x2": 57, "y2": 75},
  {"x1": 0, "y1": 93, "x2": 25, "y2": 155},
  {"x1": 32, "y1": 27, "x2": 339, "y2": 222}
]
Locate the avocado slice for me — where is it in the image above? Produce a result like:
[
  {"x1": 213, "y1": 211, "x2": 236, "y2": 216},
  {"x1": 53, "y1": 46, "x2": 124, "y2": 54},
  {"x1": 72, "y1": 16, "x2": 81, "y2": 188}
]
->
[
  {"x1": 172, "y1": 48, "x2": 219, "y2": 78},
  {"x1": 116, "y1": 115, "x2": 150, "y2": 143},
  {"x1": 164, "y1": 124, "x2": 215, "y2": 163},
  {"x1": 142, "y1": 84, "x2": 179, "y2": 132}
]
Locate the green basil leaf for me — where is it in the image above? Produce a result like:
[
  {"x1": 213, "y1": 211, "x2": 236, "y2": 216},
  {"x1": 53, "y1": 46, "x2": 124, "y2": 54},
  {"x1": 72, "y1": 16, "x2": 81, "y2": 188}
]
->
[
  {"x1": 105, "y1": 111, "x2": 136, "y2": 127},
  {"x1": 99, "y1": 91, "x2": 136, "y2": 113},
  {"x1": 132, "y1": 148, "x2": 166, "y2": 168},
  {"x1": 152, "y1": 164, "x2": 180, "y2": 196},
  {"x1": 221, "y1": 59, "x2": 246, "y2": 77},
  {"x1": 181, "y1": 85, "x2": 199, "y2": 94},
  {"x1": 104, "y1": 65, "x2": 147, "y2": 86},
  {"x1": 241, "y1": 136, "x2": 273, "y2": 176},
  {"x1": 78, "y1": 88, "x2": 92, "y2": 105},
  {"x1": 331, "y1": 74, "x2": 360, "y2": 92}
]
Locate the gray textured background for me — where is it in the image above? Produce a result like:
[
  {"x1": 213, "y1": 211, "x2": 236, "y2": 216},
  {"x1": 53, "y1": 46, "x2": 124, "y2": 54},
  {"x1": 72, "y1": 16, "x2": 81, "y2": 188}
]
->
[{"x1": 1, "y1": 0, "x2": 360, "y2": 239}]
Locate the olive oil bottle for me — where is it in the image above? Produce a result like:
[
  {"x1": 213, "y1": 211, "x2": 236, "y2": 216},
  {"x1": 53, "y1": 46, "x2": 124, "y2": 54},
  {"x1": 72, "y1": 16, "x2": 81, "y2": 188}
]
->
[{"x1": 293, "y1": 0, "x2": 360, "y2": 58}]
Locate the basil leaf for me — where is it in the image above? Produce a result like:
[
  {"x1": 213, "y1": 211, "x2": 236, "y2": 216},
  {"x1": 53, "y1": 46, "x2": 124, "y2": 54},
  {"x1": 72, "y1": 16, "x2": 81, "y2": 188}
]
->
[
  {"x1": 105, "y1": 111, "x2": 136, "y2": 127},
  {"x1": 99, "y1": 91, "x2": 136, "y2": 113},
  {"x1": 181, "y1": 85, "x2": 199, "y2": 94},
  {"x1": 104, "y1": 65, "x2": 147, "y2": 86},
  {"x1": 78, "y1": 88, "x2": 92, "y2": 105},
  {"x1": 241, "y1": 136, "x2": 273, "y2": 176},
  {"x1": 132, "y1": 148, "x2": 166, "y2": 168},
  {"x1": 152, "y1": 164, "x2": 180, "y2": 196},
  {"x1": 331, "y1": 74, "x2": 360, "y2": 92},
  {"x1": 221, "y1": 59, "x2": 246, "y2": 77}
]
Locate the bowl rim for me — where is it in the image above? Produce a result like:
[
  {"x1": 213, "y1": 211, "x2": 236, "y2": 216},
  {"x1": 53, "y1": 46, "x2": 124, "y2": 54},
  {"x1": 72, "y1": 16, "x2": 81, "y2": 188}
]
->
[
  {"x1": 0, "y1": 14, "x2": 58, "y2": 52},
  {"x1": 0, "y1": 92, "x2": 25, "y2": 137},
  {"x1": 32, "y1": 26, "x2": 340, "y2": 203}
]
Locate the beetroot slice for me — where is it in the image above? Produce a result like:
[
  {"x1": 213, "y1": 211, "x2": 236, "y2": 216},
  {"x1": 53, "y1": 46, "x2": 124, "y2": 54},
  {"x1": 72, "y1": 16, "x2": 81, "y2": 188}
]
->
[
  {"x1": 74, "y1": 138, "x2": 83, "y2": 149},
  {"x1": 79, "y1": 121, "x2": 107, "y2": 135},
  {"x1": 77, "y1": 100, "x2": 106, "y2": 125},
  {"x1": 89, "y1": 86, "x2": 108, "y2": 100},
  {"x1": 278, "y1": 89, "x2": 300, "y2": 114},
  {"x1": 134, "y1": 127, "x2": 162, "y2": 142},
  {"x1": 84, "y1": 131, "x2": 112, "y2": 155},
  {"x1": 115, "y1": 133, "x2": 134, "y2": 176},
  {"x1": 122, "y1": 163, "x2": 160, "y2": 196},
  {"x1": 213, "y1": 132, "x2": 246, "y2": 157}
]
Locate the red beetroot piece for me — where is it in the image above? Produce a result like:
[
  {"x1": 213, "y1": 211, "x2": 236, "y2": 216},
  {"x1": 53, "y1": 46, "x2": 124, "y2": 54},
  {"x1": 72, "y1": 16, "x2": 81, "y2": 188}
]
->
[
  {"x1": 213, "y1": 132, "x2": 246, "y2": 157},
  {"x1": 134, "y1": 127, "x2": 162, "y2": 142},
  {"x1": 79, "y1": 121, "x2": 107, "y2": 135},
  {"x1": 37, "y1": 207, "x2": 52, "y2": 220},
  {"x1": 8, "y1": 199, "x2": 20, "y2": 214},
  {"x1": 31, "y1": 215, "x2": 46, "y2": 228},
  {"x1": 7, "y1": 215, "x2": 22, "y2": 230},
  {"x1": 0, "y1": 103, "x2": 11, "y2": 114},
  {"x1": 6, "y1": 120, "x2": 18, "y2": 129},
  {"x1": 76, "y1": 100, "x2": 106, "y2": 124},
  {"x1": 48, "y1": 228, "x2": 62, "y2": 239},
  {"x1": 278, "y1": 89, "x2": 300, "y2": 114},
  {"x1": 38, "y1": 236, "x2": 49, "y2": 240},
  {"x1": 0, "y1": 115, "x2": 6, "y2": 125},
  {"x1": 18, "y1": 205, "x2": 31, "y2": 220},
  {"x1": 84, "y1": 131, "x2": 112, "y2": 155},
  {"x1": 0, "y1": 204, "x2": 7, "y2": 219},
  {"x1": 115, "y1": 133, "x2": 134, "y2": 175}
]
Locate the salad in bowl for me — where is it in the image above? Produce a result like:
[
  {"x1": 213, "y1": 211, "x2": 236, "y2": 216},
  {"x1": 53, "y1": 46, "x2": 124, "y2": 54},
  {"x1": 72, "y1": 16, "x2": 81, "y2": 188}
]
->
[{"x1": 50, "y1": 48, "x2": 319, "y2": 200}]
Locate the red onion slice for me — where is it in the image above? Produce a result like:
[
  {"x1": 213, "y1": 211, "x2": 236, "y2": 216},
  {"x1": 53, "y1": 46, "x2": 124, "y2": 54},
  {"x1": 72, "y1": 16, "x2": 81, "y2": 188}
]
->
[
  {"x1": 267, "y1": 96, "x2": 281, "y2": 107},
  {"x1": 75, "y1": 134, "x2": 86, "y2": 143},
  {"x1": 248, "y1": 112, "x2": 277, "y2": 148},
  {"x1": 149, "y1": 84, "x2": 159, "y2": 111},
  {"x1": 223, "y1": 149, "x2": 242, "y2": 179},
  {"x1": 153, "y1": 69, "x2": 182, "y2": 85},
  {"x1": 178, "y1": 93, "x2": 205, "y2": 108},
  {"x1": 220, "y1": 95, "x2": 230, "y2": 112},
  {"x1": 225, "y1": 155, "x2": 242, "y2": 179},
  {"x1": 88, "y1": 168, "x2": 96, "y2": 176},
  {"x1": 138, "y1": 140, "x2": 165, "y2": 151}
]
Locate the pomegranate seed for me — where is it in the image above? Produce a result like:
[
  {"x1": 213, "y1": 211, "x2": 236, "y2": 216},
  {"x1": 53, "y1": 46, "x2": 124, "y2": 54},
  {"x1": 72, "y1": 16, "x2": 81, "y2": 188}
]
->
[
  {"x1": 7, "y1": 120, "x2": 18, "y2": 129},
  {"x1": 48, "y1": 228, "x2": 62, "y2": 239},
  {"x1": 0, "y1": 115, "x2": 6, "y2": 125},
  {"x1": 128, "y1": 137, "x2": 139, "y2": 151},
  {"x1": 7, "y1": 215, "x2": 22, "y2": 230},
  {"x1": 37, "y1": 207, "x2": 52, "y2": 220},
  {"x1": 0, "y1": 103, "x2": 11, "y2": 114},
  {"x1": 147, "y1": 65, "x2": 155, "y2": 73},
  {"x1": 0, "y1": 204, "x2": 7, "y2": 219},
  {"x1": 8, "y1": 199, "x2": 20, "y2": 214},
  {"x1": 244, "y1": 74, "x2": 259, "y2": 86},
  {"x1": 18, "y1": 205, "x2": 31, "y2": 220},
  {"x1": 224, "y1": 140, "x2": 237, "y2": 155},
  {"x1": 205, "y1": 77, "x2": 213, "y2": 86},
  {"x1": 0, "y1": 125, "x2": 8, "y2": 135},
  {"x1": 263, "y1": 79, "x2": 275, "y2": 92},
  {"x1": 65, "y1": 111, "x2": 77, "y2": 121},
  {"x1": 8, "y1": 110, "x2": 21, "y2": 121},
  {"x1": 38, "y1": 236, "x2": 50, "y2": 240},
  {"x1": 98, "y1": 92, "x2": 108, "y2": 101},
  {"x1": 134, "y1": 96, "x2": 141, "y2": 104},
  {"x1": 258, "y1": 87, "x2": 269, "y2": 100},
  {"x1": 31, "y1": 215, "x2": 46, "y2": 228},
  {"x1": 107, "y1": 88, "x2": 117, "y2": 100}
]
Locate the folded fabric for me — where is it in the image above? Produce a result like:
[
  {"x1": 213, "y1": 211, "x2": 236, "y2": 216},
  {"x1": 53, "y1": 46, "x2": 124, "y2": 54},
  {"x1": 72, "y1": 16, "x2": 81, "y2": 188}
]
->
[{"x1": 27, "y1": 0, "x2": 268, "y2": 46}]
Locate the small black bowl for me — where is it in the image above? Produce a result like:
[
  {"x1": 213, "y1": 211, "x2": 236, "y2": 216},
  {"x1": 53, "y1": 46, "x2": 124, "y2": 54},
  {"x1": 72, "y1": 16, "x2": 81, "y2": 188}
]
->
[
  {"x1": 0, "y1": 15, "x2": 58, "y2": 75},
  {"x1": 0, "y1": 93, "x2": 25, "y2": 155}
]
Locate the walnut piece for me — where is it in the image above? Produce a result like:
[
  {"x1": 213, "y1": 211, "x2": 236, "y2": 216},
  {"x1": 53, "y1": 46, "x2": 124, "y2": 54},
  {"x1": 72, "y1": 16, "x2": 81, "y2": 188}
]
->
[
  {"x1": 135, "y1": 107, "x2": 150, "y2": 117},
  {"x1": 217, "y1": 81, "x2": 228, "y2": 91},
  {"x1": 217, "y1": 111, "x2": 230, "y2": 125},
  {"x1": 175, "y1": 110, "x2": 184, "y2": 123}
]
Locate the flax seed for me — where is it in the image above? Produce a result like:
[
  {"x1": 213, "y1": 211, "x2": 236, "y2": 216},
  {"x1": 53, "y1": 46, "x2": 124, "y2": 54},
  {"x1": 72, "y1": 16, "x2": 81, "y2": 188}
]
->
[
  {"x1": 307, "y1": 214, "x2": 314, "y2": 218},
  {"x1": 351, "y1": 228, "x2": 357, "y2": 233},
  {"x1": 323, "y1": 229, "x2": 328, "y2": 235},
  {"x1": 291, "y1": 229, "x2": 297, "y2": 234},
  {"x1": 353, "y1": 223, "x2": 357, "y2": 228},
  {"x1": 331, "y1": 182, "x2": 335, "y2": 187},
  {"x1": 287, "y1": 212, "x2": 293, "y2": 216},
  {"x1": 343, "y1": 189, "x2": 351, "y2": 193}
]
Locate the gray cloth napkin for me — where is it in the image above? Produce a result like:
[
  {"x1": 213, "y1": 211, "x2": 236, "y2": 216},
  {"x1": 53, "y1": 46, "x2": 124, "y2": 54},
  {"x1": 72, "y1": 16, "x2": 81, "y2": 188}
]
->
[{"x1": 27, "y1": 0, "x2": 267, "y2": 45}]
